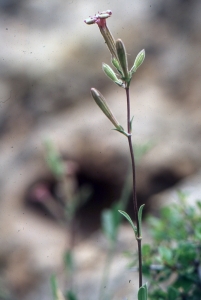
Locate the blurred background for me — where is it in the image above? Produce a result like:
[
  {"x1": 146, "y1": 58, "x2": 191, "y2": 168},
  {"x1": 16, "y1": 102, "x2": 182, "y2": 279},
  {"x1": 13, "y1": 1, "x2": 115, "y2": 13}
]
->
[{"x1": 0, "y1": 0, "x2": 201, "y2": 299}]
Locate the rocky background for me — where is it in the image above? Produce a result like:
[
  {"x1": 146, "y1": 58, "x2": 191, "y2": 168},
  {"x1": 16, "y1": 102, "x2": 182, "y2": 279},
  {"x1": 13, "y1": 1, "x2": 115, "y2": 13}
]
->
[{"x1": 0, "y1": 0, "x2": 201, "y2": 299}]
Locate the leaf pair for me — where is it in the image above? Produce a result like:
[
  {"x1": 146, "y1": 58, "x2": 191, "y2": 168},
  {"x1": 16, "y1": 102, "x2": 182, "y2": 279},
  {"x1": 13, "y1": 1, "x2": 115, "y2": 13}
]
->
[{"x1": 118, "y1": 204, "x2": 145, "y2": 239}]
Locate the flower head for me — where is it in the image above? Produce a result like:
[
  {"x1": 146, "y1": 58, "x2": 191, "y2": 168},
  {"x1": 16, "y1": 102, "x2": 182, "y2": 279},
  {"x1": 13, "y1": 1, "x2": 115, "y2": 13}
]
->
[
  {"x1": 84, "y1": 10, "x2": 118, "y2": 61},
  {"x1": 84, "y1": 10, "x2": 112, "y2": 27}
]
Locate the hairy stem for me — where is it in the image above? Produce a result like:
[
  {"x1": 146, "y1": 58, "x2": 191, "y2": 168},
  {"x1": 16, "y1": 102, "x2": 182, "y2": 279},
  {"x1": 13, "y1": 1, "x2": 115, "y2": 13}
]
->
[{"x1": 126, "y1": 87, "x2": 142, "y2": 288}]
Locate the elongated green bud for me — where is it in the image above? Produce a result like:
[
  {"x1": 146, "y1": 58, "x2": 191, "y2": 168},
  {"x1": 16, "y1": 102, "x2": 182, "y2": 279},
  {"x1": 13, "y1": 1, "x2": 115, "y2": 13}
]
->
[
  {"x1": 111, "y1": 56, "x2": 122, "y2": 72},
  {"x1": 130, "y1": 49, "x2": 145, "y2": 74},
  {"x1": 116, "y1": 39, "x2": 129, "y2": 80},
  {"x1": 91, "y1": 88, "x2": 123, "y2": 130},
  {"x1": 102, "y1": 63, "x2": 123, "y2": 86}
]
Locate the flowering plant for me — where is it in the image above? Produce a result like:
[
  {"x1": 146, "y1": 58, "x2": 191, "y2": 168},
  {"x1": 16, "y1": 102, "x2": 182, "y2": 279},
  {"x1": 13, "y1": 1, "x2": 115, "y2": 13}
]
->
[{"x1": 85, "y1": 9, "x2": 147, "y2": 300}]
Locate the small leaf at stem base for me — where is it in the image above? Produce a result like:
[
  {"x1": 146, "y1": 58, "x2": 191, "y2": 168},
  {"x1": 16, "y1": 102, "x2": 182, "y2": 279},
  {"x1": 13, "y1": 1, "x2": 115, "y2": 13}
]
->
[{"x1": 118, "y1": 210, "x2": 138, "y2": 239}]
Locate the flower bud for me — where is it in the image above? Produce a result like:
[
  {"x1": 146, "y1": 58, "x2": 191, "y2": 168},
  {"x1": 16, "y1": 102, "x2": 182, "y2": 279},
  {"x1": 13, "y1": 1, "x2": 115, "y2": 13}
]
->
[
  {"x1": 130, "y1": 49, "x2": 145, "y2": 74},
  {"x1": 91, "y1": 88, "x2": 123, "y2": 130},
  {"x1": 116, "y1": 39, "x2": 129, "y2": 80},
  {"x1": 111, "y1": 56, "x2": 123, "y2": 74},
  {"x1": 102, "y1": 63, "x2": 123, "y2": 86}
]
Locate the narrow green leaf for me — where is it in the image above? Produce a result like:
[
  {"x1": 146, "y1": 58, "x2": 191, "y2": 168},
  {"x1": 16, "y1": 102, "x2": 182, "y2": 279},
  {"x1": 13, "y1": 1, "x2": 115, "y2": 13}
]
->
[
  {"x1": 167, "y1": 286, "x2": 179, "y2": 300},
  {"x1": 195, "y1": 223, "x2": 201, "y2": 240},
  {"x1": 158, "y1": 246, "x2": 172, "y2": 263},
  {"x1": 138, "y1": 204, "x2": 145, "y2": 236},
  {"x1": 144, "y1": 283, "x2": 148, "y2": 299},
  {"x1": 138, "y1": 283, "x2": 148, "y2": 300},
  {"x1": 118, "y1": 210, "x2": 137, "y2": 238},
  {"x1": 113, "y1": 127, "x2": 130, "y2": 137}
]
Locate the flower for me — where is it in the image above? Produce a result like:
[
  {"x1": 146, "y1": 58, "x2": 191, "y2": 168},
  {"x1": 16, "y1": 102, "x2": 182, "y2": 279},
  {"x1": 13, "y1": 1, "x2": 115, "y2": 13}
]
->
[
  {"x1": 84, "y1": 10, "x2": 118, "y2": 61},
  {"x1": 84, "y1": 10, "x2": 112, "y2": 27}
]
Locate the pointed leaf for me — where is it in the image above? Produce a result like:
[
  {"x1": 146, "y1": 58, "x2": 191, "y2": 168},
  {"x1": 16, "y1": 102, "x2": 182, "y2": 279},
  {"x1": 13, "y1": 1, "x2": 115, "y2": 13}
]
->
[
  {"x1": 167, "y1": 286, "x2": 179, "y2": 300},
  {"x1": 113, "y1": 127, "x2": 130, "y2": 137},
  {"x1": 138, "y1": 204, "x2": 145, "y2": 236},
  {"x1": 138, "y1": 283, "x2": 148, "y2": 300},
  {"x1": 118, "y1": 210, "x2": 137, "y2": 238}
]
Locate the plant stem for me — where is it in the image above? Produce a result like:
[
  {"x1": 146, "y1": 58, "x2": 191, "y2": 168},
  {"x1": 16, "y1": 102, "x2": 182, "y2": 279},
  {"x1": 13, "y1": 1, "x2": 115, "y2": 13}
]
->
[{"x1": 125, "y1": 86, "x2": 142, "y2": 288}]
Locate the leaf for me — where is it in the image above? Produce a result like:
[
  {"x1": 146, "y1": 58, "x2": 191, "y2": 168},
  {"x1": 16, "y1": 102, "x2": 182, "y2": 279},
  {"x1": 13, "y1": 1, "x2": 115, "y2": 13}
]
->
[
  {"x1": 138, "y1": 283, "x2": 148, "y2": 300},
  {"x1": 118, "y1": 210, "x2": 138, "y2": 239},
  {"x1": 113, "y1": 127, "x2": 130, "y2": 137},
  {"x1": 167, "y1": 286, "x2": 179, "y2": 300},
  {"x1": 195, "y1": 223, "x2": 201, "y2": 240},
  {"x1": 196, "y1": 200, "x2": 201, "y2": 210},
  {"x1": 138, "y1": 204, "x2": 145, "y2": 236},
  {"x1": 158, "y1": 246, "x2": 172, "y2": 263}
]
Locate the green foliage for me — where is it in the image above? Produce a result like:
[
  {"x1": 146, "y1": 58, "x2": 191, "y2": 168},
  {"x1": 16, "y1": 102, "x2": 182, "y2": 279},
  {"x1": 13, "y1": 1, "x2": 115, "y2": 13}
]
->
[
  {"x1": 118, "y1": 209, "x2": 138, "y2": 238},
  {"x1": 138, "y1": 204, "x2": 145, "y2": 237},
  {"x1": 138, "y1": 283, "x2": 148, "y2": 300},
  {"x1": 141, "y1": 193, "x2": 201, "y2": 299}
]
